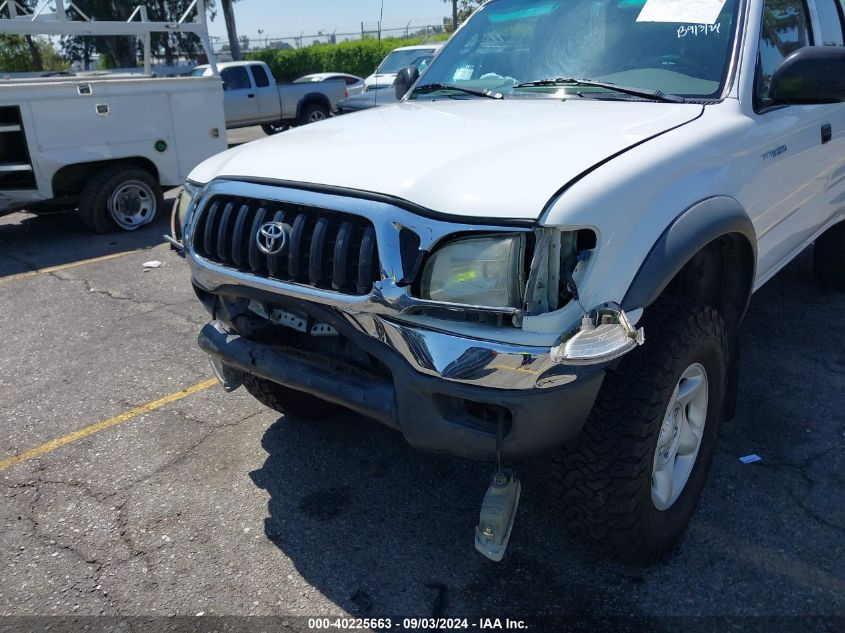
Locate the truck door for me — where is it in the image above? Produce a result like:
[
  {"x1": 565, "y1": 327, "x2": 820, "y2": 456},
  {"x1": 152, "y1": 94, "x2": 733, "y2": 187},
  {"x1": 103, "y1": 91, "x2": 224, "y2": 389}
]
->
[
  {"x1": 809, "y1": 0, "x2": 845, "y2": 233},
  {"x1": 221, "y1": 66, "x2": 260, "y2": 126},
  {"x1": 249, "y1": 64, "x2": 281, "y2": 122},
  {"x1": 744, "y1": 0, "x2": 834, "y2": 281}
]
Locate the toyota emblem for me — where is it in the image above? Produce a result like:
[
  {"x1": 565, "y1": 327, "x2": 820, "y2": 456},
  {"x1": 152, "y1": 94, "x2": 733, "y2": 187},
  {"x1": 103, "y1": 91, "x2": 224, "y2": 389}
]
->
[{"x1": 256, "y1": 221, "x2": 288, "y2": 256}]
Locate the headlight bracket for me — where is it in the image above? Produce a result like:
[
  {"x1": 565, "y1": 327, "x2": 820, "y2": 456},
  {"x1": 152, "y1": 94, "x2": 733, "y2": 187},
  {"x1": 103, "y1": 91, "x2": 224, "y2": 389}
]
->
[{"x1": 524, "y1": 227, "x2": 596, "y2": 318}]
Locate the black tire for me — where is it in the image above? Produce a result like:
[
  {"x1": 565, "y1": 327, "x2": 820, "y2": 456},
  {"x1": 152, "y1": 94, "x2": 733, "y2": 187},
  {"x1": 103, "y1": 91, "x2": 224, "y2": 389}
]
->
[
  {"x1": 78, "y1": 166, "x2": 162, "y2": 234},
  {"x1": 552, "y1": 296, "x2": 728, "y2": 564},
  {"x1": 261, "y1": 122, "x2": 288, "y2": 135},
  {"x1": 299, "y1": 103, "x2": 330, "y2": 126},
  {"x1": 813, "y1": 222, "x2": 845, "y2": 290},
  {"x1": 242, "y1": 374, "x2": 345, "y2": 421}
]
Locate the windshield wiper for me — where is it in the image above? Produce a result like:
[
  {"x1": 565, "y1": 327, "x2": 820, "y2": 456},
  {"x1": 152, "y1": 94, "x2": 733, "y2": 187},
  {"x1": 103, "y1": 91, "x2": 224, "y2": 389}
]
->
[
  {"x1": 514, "y1": 78, "x2": 685, "y2": 103},
  {"x1": 412, "y1": 83, "x2": 504, "y2": 100}
]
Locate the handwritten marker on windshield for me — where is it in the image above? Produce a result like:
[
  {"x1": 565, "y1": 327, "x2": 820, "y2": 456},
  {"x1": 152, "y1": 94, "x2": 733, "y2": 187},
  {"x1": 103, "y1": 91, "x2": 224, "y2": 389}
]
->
[{"x1": 739, "y1": 454, "x2": 762, "y2": 464}]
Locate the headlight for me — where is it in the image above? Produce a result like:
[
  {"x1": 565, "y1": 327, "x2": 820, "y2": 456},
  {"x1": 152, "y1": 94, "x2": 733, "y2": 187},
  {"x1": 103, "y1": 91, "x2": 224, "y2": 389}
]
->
[
  {"x1": 171, "y1": 183, "x2": 199, "y2": 246},
  {"x1": 177, "y1": 183, "x2": 198, "y2": 229},
  {"x1": 419, "y1": 234, "x2": 526, "y2": 308}
]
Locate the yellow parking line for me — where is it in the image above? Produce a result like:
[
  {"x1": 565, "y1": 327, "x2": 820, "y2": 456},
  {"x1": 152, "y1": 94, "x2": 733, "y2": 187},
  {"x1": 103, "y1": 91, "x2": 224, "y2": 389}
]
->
[
  {"x1": 0, "y1": 250, "x2": 143, "y2": 285},
  {"x1": 0, "y1": 379, "x2": 218, "y2": 471},
  {"x1": 488, "y1": 364, "x2": 542, "y2": 375}
]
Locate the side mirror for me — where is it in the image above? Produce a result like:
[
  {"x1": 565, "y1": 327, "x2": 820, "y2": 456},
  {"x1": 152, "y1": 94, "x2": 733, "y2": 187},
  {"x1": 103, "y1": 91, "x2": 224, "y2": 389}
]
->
[
  {"x1": 394, "y1": 65, "x2": 420, "y2": 101},
  {"x1": 770, "y1": 46, "x2": 845, "y2": 105}
]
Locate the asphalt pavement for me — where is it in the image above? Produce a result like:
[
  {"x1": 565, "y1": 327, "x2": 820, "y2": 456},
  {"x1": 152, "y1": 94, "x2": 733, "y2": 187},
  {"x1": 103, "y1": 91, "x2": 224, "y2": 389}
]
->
[{"x1": 0, "y1": 137, "x2": 843, "y2": 629}]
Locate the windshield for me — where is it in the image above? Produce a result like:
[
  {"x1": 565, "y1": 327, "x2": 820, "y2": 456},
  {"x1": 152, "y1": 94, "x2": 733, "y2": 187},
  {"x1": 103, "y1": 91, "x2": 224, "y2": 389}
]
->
[
  {"x1": 190, "y1": 67, "x2": 209, "y2": 77},
  {"x1": 414, "y1": 55, "x2": 434, "y2": 73},
  {"x1": 415, "y1": 0, "x2": 740, "y2": 99},
  {"x1": 377, "y1": 48, "x2": 437, "y2": 74}
]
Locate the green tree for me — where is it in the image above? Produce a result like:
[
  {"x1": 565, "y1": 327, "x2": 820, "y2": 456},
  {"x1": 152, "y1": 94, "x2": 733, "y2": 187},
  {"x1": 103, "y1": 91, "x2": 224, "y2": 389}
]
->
[
  {"x1": 59, "y1": 1, "x2": 137, "y2": 68},
  {"x1": 0, "y1": 35, "x2": 68, "y2": 72},
  {"x1": 443, "y1": 0, "x2": 484, "y2": 29},
  {"x1": 149, "y1": 0, "x2": 214, "y2": 66},
  {"x1": 0, "y1": 0, "x2": 67, "y2": 72},
  {"x1": 220, "y1": 0, "x2": 242, "y2": 61},
  {"x1": 60, "y1": 0, "x2": 220, "y2": 68},
  {"x1": 60, "y1": 34, "x2": 95, "y2": 70}
]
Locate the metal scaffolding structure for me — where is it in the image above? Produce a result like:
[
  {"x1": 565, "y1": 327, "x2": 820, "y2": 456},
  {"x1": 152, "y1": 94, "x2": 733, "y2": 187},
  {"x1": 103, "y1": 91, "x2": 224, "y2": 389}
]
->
[{"x1": 0, "y1": 0, "x2": 219, "y2": 75}]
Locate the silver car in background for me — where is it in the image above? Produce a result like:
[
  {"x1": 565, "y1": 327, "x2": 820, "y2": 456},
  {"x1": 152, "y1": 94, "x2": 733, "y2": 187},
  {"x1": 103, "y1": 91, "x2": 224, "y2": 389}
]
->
[
  {"x1": 363, "y1": 43, "x2": 444, "y2": 91},
  {"x1": 295, "y1": 72, "x2": 365, "y2": 96}
]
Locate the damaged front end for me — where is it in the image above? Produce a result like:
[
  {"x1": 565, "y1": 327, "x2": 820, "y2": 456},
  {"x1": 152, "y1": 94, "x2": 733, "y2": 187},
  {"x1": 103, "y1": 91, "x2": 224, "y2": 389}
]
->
[
  {"x1": 551, "y1": 303, "x2": 645, "y2": 365},
  {"x1": 522, "y1": 227, "x2": 645, "y2": 366},
  {"x1": 175, "y1": 182, "x2": 649, "y2": 400},
  {"x1": 178, "y1": 180, "x2": 649, "y2": 563}
]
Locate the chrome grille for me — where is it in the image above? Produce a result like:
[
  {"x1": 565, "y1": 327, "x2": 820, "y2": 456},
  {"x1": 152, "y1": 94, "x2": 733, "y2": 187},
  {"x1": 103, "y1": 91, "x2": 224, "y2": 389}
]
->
[{"x1": 192, "y1": 195, "x2": 381, "y2": 295}]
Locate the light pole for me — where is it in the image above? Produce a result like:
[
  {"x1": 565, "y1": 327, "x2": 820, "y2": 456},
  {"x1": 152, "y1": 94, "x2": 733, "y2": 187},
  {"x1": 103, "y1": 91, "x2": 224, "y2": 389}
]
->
[{"x1": 258, "y1": 29, "x2": 264, "y2": 50}]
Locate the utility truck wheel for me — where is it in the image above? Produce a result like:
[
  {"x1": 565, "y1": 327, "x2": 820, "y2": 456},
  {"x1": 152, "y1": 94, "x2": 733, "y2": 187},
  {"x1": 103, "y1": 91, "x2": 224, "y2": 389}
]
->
[
  {"x1": 300, "y1": 103, "x2": 329, "y2": 126},
  {"x1": 261, "y1": 122, "x2": 288, "y2": 135},
  {"x1": 243, "y1": 375, "x2": 344, "y2": 421},
  {"x1": 813, "y1": 221, "x2": 845, "y2": 290},
  {"x1": 552, "y1": 296, "x2": 728, "y2": 564},
  {"x1": 78, "y1": 167, "x2": 162, "y2": 233}
]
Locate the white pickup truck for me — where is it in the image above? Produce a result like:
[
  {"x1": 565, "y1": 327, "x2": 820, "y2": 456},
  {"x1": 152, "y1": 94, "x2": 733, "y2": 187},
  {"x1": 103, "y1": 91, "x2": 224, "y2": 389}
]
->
[
  {"x1": 174, "y1": 0, "x2": 845, "y2": 563},
  {"x1": 192, "y1": 61, "x2": 348, "y2": 135}
]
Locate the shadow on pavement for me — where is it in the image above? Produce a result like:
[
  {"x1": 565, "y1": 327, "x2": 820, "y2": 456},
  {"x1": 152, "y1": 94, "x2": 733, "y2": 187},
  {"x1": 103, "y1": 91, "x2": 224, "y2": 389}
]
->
[
  {"x1": 0, "y1": 209, "x2": 173, "y2": 278},
  {"x1": 249, "y1": 412, "x2": 656, "y2": 626},
  {"x1": 245, "y1": 250, "x2": 845, "y2": 623}
]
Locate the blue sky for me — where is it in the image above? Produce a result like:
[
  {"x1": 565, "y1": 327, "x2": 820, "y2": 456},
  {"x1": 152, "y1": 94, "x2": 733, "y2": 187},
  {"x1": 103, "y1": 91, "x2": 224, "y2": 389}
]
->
[{"x1": 208, "y1": 0, "x2": 451, "y2": 43}]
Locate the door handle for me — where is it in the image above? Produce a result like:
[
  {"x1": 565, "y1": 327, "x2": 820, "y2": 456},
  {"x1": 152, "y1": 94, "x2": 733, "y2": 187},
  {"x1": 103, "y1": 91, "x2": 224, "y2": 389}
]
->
[
  {"x1": 247, "y1": 93, "x2": 256, "y2": 98},
  {"x1": 822, "y1": 123, "x2": 832, "y2": 145}
]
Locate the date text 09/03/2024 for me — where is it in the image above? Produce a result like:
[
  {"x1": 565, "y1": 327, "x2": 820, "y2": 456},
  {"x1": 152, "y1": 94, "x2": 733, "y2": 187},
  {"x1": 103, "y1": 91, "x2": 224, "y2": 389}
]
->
[{"x1": 307, "y1": 618, "x2": 528, "y2": 630}]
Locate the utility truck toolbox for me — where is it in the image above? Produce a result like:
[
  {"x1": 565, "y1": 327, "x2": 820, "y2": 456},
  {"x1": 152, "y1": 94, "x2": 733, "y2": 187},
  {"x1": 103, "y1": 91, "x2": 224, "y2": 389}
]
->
[{"x1": 173, "y1": 0, "x2": 845, "y2": 563}]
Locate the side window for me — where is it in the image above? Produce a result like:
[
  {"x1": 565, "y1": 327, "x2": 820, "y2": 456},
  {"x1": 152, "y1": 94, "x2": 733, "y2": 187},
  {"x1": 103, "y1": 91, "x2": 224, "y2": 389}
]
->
[
  {"x1": 251, "y1": 64, "x2": 271, "y2": 88},
  {"x1": 756, "y1": 0, "x2": 813, "y2": 103},
  {"x1": 221, "y1": 66, "x2": 251, "y2": 91},
  {"x1": 815, "y1": 0, "x2": 845, "y2": 46}
]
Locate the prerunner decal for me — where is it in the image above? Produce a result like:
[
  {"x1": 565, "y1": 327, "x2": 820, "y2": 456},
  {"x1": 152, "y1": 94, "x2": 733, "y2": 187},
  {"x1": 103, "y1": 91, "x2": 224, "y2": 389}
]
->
[{"x1": 677, "y1": 24, "x2": 722, "y2": 37}]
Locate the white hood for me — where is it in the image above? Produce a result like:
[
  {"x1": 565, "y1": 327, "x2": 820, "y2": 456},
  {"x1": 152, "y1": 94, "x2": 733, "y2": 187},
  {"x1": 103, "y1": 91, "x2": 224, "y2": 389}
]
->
[{"x1": 190, "y1": 99, "x2": 703, "y2": 220}]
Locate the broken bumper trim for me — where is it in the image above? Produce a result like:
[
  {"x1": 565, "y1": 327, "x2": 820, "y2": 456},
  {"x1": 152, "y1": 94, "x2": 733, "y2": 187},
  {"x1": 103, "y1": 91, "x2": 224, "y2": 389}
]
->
[
  {"x1": 198, "y1": 318, "x2": 606, "y2": 460},
  {"x1": 199, "y1": 321, "x2": 397, "y2": 428}
]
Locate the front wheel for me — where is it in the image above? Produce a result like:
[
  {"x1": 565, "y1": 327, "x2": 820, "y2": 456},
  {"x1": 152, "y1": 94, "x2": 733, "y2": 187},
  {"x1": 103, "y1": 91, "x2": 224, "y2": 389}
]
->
[
  {"x1": 78, "y1": 167, "x2": 162, "y2": 233},
  {"x1": 552, "y1": 296, "x2": 728, "y2": 563},
  {"x1": 261, "y1": 121, "x2": 288, "y2": 135},
  {"x1": 243, "y1": 375, "x2": 345, "y2": 421},
  {"x1": 299, "y1": 103, "x2": 329, "y2": 126}
]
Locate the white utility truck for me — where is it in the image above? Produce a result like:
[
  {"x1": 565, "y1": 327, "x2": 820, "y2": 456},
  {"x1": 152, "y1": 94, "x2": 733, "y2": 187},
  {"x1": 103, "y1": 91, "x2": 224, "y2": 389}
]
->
[
  {"x1": 192, "y1": 61, "x2": 348, "y2": 135},
  {"x1": 173, "y1": 0, "x2": 845, "y2": 563},
  {"x1": 0, "y1": 0, "x2": 227, "y2": 233}
]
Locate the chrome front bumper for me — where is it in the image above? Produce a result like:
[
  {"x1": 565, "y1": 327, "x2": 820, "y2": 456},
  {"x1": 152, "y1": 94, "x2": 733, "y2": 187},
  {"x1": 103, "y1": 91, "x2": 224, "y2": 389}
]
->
[
  {"x1": 190, "y1": 261, "x2": 588, "y2": 392},
  {"x1": 197, "y1": 311, "x2": 606, "y2": 459}
]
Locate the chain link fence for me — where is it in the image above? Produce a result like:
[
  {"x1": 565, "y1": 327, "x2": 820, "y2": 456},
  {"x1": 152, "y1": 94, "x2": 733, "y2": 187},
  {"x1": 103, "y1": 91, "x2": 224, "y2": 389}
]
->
[{"x1": 212, "y1": 21, "x2": 450, "y2": 55}]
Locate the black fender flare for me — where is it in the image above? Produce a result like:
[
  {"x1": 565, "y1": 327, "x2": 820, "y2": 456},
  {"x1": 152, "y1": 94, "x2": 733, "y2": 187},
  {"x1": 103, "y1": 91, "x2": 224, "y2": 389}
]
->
[{"x1": 622, "y1": 196, "x2": 757, "y2": 316}]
